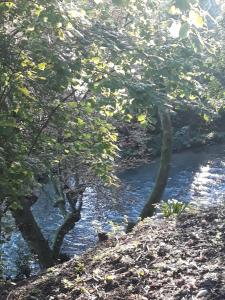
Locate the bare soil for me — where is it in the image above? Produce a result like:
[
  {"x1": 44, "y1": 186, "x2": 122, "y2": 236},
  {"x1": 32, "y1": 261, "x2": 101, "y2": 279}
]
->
[{"x1": 2, "y1": 206, "x2": 225, "y2": 300}]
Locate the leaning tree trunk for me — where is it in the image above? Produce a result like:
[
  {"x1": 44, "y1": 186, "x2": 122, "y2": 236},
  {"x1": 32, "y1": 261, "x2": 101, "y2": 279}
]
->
[
  {"x1": 11, "y1": 198, "x2": 56, "y2": 268},
  {"x1": 52, "y1": 210, "x2": 80, "y2": 258},
  {"x1": 140, "y1": 108, "x2": 173, "y2": 219}
]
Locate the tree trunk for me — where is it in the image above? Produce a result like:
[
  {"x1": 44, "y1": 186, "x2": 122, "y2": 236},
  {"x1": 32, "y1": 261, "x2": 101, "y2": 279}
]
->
[
  {"x1": 140, "y1": 109, "x2": 173, "y2": 219},
  {"x1": 11, "y1": 198, "x2": 56, "y2": 268},
  {"x1": 52, "y1": 210, "x2": 80, "y2": 258}
]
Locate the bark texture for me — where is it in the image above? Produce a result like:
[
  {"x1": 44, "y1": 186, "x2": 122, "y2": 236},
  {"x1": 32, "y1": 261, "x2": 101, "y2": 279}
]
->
[
  {"x1": 11, "y1": 198, "x2": 56, "y2": 268},
  {"x1": 52, "y1": 210, "x2": 80, "y2": 258},
  {"x1": 11, "y1": 182, "x2": 85, "y2": 269},
  {"x1": 140, "y1": 109, "x2": 173, "y2": 219}
]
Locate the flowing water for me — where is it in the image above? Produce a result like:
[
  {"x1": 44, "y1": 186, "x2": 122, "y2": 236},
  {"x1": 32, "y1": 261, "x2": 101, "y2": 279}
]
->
[{"x1": 2, "y1": 143, "x2": 225, "y2": 277}]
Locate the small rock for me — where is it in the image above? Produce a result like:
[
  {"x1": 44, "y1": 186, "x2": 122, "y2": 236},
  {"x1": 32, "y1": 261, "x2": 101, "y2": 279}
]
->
[
  {"x1": 195, "y1": 254, "x2": 207, "y2": 263},
  {"x1": 57, "y1": 294, "x2": 67, "y2": 300},
  {"x1": 121, "y1": 255, "x2": 135, "y2": 265},
  {"x1": 196, "y1": 289, "x2": 208, "y2": 298}
]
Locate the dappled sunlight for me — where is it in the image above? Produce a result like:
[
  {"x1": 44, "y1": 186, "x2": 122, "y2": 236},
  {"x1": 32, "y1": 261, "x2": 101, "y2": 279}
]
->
[{"x1": 1, "y1": 1, "x2": 225, "y2": 297}]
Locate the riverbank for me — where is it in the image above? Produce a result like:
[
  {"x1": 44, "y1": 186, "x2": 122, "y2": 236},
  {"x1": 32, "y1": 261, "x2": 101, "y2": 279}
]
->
[
  {"x1": 3, "y1": 205, "x2": 225, "y2": 300},
  {"x1": 117, "y1": 108, "x2": 225, "y2": 170},
  {"x1": 118, "y1": 128, "x2": 225, "y2": 170}
]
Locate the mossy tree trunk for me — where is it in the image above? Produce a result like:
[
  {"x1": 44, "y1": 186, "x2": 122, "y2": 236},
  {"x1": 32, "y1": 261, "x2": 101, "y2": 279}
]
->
[{"x1": 140, "y1": 109, "x2": 173, "y2": 219}]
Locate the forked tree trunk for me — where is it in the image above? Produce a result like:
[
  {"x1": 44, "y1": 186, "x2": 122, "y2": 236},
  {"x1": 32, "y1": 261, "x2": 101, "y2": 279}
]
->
[
  {"x1": 11, "y1": 188, "x2": 84, "y2": 268},
  {"x1": 140, "y1": 109, "x2": 173, "y2": 219},
  {"x1": 11, "y1": 198, "x2": 56, "y2": 268}
]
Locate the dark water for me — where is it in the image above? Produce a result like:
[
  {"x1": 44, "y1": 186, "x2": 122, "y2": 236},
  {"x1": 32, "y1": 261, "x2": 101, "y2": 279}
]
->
[{"x1": 2, "y1": 143, "x2": 225, "y2": 277}]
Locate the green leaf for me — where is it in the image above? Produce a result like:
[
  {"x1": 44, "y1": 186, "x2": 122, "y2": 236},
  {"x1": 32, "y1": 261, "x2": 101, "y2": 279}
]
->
[
  {"x1": 58, "y1": 29, "x2": 65, "y2": 41},
  {"x1": 77, "y1": 118, "x2": 85, "y2": 126},
  {"x1": 110, "y1": 133, "x2": 117, "y2": 142},
  {"x1": 169, "y1": 5, "x2": 181, "y2": 15},
  {"x1": 179, "y1": 22, "x2": 190, "y2": 39},
  {"x1": 189, "y1": 10, "x2": 204, "y2": 28},
  {"x1": 26, "y1": 27, "x2": 35, "y2": 32},
  {"x1": 34, "y1": 5, "x2": 44, "y2": 16},
  {"x1": 99, "y1": 127, "x2": 108, "y2": 133},
  {"x1": 203, "y1": 114, "x2": 210, "y2": 122},
  {"x1": 53, "y1": 159, "x2": 60, "y2": 164},
  {"x1": 90, "y1": 57, "x2": 101, "y2": 64},
  {"x1": 38, "y1": 62, "x2": 47, "y2": 71},
  {"x1": 125, "y1": 114, "x2": 133, "y2": 121},
  {"x1": 137, "y1": 114, "x2": 146, "y2": 123},
  {"x1": 67, "y1": 102, "x2": 77, "y2": 108},
  {"x1": 5, "y1": 2, "x2": 16, "y2": 8},
  {"x1": 18, "y1": 86, "x2": 31, "y2": 97}
]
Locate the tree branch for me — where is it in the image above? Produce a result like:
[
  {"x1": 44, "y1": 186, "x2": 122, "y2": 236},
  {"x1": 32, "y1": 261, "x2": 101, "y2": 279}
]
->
[
  {"x1": 52, "y1": 210, "x2": 81, "y2": 258},
  {"x1": 28, "y1": 89, "x2": 76, "y2": 156}
]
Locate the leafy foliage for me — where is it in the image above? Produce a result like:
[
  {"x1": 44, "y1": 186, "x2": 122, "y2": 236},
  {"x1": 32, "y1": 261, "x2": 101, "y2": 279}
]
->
[
  {"x1": 160, "y1": 199, "x2": 188, "y2": 217},
  {"x1": 0, "y1": 0, "x2": 120, "y2": 207},
  {"x1": 0, "y1": 0, "x2": 224, "y2": 267},
  {"x1": 0, "y1": 0, "x2": 122, "y2": 267}
]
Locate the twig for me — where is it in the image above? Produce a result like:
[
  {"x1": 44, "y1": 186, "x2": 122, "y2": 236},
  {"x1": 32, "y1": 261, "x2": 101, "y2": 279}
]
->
[{"x1": 28, "y1": 89, "x2": 76, "y2": 156}]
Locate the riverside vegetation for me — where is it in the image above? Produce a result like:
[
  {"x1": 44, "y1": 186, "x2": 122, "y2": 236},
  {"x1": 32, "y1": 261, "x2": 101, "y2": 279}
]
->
[{"x1": 1, "y1": 0, "x2": 225, "y2": 299}]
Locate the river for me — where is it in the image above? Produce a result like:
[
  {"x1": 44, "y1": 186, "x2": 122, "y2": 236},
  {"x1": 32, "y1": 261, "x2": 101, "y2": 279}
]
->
[{"x1": 1, "y1": 143, "x2": 225, "y2": 277}]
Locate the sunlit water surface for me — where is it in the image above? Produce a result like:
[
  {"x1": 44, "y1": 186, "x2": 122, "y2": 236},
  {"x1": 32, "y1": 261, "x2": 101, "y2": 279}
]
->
[{"x1": 2, "y1": 143, "x2": 225, "y2": 277}]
